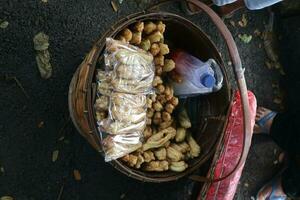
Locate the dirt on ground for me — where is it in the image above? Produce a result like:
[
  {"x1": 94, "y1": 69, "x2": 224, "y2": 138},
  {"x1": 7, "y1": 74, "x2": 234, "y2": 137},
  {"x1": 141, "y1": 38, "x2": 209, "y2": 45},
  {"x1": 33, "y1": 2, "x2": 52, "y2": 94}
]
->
[{"x1": 0, "y1": 1, "x2": 285, "y2": 199}]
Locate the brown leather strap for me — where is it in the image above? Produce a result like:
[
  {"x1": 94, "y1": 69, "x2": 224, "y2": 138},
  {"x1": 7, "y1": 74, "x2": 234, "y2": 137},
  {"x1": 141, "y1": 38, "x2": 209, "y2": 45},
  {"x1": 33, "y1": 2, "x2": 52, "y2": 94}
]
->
[{"x1": 148, "y1": 0, "x2": 252, "y2": 183}]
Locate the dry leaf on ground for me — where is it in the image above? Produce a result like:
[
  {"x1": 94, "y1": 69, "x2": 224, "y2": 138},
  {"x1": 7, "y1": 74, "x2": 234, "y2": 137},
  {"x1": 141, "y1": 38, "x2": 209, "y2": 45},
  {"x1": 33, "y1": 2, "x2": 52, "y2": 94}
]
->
[
  {"x1": 111, "y1": 1, "x2": 119, "y2": 12},
  {"x1": 238, "y1": 14, "x2": 248, "y2": 27},
  {"x1": 37, "y1": 121, "x2": 44, "y2": 128},
  {"x1": 73, "y1": 169, "x2": 81, "y2": 181},
  {"x1": 238, "y1": 34, "x2": 252, "y2": 44},
  {"x1": 52, "y1": 150, "x2": 59, "y2": 162},
  {"x1": 0, "y1": 20, "x2": 9, "y2": 29},
  {"x1": 0, "y1": 196, "x2": 14, "y2": 200}
]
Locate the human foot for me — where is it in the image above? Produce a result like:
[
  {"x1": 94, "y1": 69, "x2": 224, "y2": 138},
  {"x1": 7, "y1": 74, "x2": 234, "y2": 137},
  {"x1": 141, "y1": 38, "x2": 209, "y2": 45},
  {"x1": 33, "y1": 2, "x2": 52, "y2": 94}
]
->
[
  {"x1": 254, "y1": 107, "x2": 277, "y2": 134},
  {"x1": 257, "y1": 177, "x2": 287, "y2": 200}
]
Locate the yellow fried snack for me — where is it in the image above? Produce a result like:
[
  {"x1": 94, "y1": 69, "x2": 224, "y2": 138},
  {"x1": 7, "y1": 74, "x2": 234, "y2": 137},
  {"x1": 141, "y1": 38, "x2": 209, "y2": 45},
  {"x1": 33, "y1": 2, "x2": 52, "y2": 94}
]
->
[
  {"x1": 156, "y1": 21, "x2": 166, "y2": 34},
  {"x1": 187, "y1": 133, "x2": 201, "y2": 158},
  {"x1": 143, "y1": 160, "x2": 169, "y2": 172},
  {"x1": 130, "y1": 32, "x2": 142, "y2": 45},
  {"x1": 157, "y1": 84, "x2": 165, "y2": 94},
  {"x1": 95, "y1": 95, "x2": 109, "y2": 111},
  {"x1": 162, "y1": 111, "x2": 171, "y2": 122},
  {"x1": 170, "y1": 96, "x2": 179, "y2": 107},
  {"x1": 159, "y1": 43, "x2": 169, "y2": 55},
  {"x1": 150, "y1": 43, "x2": 160, "y2": 56},
  {"x1": 165, "y1": 103, "x2": 175, "y2": 114},
  {"x1": 152, "y1": 76, "x2": 163, "y2": 87},
  {"x1": 166, "y1": 146, "x2": 184, "y2": 162},
  {"x1": 96, "y1": 111, "x2": 107, "y2": 121},
  {"x1": 148, "y1": 31, "x2": 163, "y2": 44},
  {"x1": 121, "y1": 28, "x2": 133, "y2": 42},
  {"x1": 143, "y1": 151, "x2": 155, "y2": 162},
  {"x1": 163, "y1": 59, "x2": 175, "y2": 72},
  {"x1": 154, "y1": 147, "x2": 167, "y2": 160},
  {"x1": 134, "y1": 21, "x2": 144, "y2": 32},
  {"x1": 121, "y1": 154, "x2": 138, "y2": 167},
  {"x1": 159, "y1": 119, "x2": 173, "y2": 130},
  {"x1": 140, "y1": 39, "x2": 151, "y2": 51},
  {"x1": 142, "y1": 127, "x2": 176, "y2": 151},
  {"x1": 143, "y1": 126, "x2": 152, "y2": 139},
  {"x1": 178, "y1": 108, "x2": 192, "y2": 129},
  {"x1": 135, "y1": 154, "x2": 145, "y2": 169},
  {"x1": 154, "y1": 55, "x2": 164, "y2": 66},
  {"x1": 144, "y1": 22, "x2": 157, "y2": 34},
  {"x1": 175, "y1": 127, "x2": 186, "y2": 142},
  {"x1": 153, "y1": 101, "x2": 163, "y2": 112},
  {"x1": 169, "y1": 161, "x2": 188, "y2": 172}
]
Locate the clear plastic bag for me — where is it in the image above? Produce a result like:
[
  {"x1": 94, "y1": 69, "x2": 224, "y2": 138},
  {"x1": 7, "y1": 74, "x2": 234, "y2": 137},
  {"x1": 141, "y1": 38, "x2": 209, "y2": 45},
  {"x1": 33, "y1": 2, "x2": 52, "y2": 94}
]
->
[
  {"x1": 105, "y1": 38, "x2": 155, "y2": 94},
  {"x1": 96, "y1": 38, "x2": 154, "y2": 162}
]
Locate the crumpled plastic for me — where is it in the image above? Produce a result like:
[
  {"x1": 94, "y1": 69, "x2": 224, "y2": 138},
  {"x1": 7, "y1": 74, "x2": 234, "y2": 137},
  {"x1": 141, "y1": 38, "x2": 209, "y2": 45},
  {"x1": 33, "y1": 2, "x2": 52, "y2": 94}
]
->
[{"x1": 198, "y1": 91, "x2": 257, "y2": 200}]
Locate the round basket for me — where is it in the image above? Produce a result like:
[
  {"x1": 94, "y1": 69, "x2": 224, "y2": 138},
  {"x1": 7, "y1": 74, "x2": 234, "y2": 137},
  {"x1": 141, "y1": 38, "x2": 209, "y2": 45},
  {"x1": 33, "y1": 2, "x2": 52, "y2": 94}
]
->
[{"x1": 68, "y1": 0, "x2": 252, "y2": 183}]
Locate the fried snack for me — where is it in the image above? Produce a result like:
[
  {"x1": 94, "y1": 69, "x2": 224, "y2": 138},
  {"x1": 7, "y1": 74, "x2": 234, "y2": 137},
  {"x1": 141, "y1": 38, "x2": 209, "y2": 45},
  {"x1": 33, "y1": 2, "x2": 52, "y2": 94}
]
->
[
  {"x1": 178, "y1": 108, "x2": 192, "y2": 129},
  {"x1": 121, "y1": 28, "x2": 133, "y2": 42},
  {"x1": 142, "y1": 127, "x2": 176, "y2": 151},
  {"x1": 175, "y1": 127, "x2": 186, "y2": 142},
  {"x1": 146, "y1": 97, "x2": 152, "y2": 108},
  {"x1": 114, "y1": 48, "x2": 153, "y2": 65},
  {"x1": 154, "y1": 147, "x2": 167, "y2": 160},
  {"x1": 157, "y1": 84, "x2": 165, "y2": 94},
  {"x1": 95, "y1": 96, "x2": 109, "y2": 111},
  {"x1": 155, "y1": 66, "x2": 163, "y2": 76},
  {"x1": 166, "y1": 146, "x2": 184, "y2": 162},
  {"x1": 148, "y1": 31, "x2": 163, "y2": 44},
  {"x1": 111, "y1": 92, "x2": 146, "y2": 107},
  {"x1": 121, "y1": 154, "x2": 138, "y2": 167},
  {"x1": 143, "y1": 151, "x2": 155, "y2": 162},
  {"x1": 170, "y1": 96, "x2": 179, "y2": 106},
  {"x1": 162, "y1": 111, "x2": 171, "y2": 122},
  {"x1": 156, "y1": 21, "x2": 166, "y2": 33},
  {"x1": 103, "y1": 119, "x2": 146, "y2": 135},
  {"x1": 187, "y1": 133, "x2": 201, "y2": 158},
  {"x1": 96, "y1": 70, "x2": 107, "y2": 81},
  {"x1": 143, "y1": 126, "x2": 152, "y2": 139},
  {"x1": 165, "y1": 103, "x2": 175, "y2": 114},
  {"x1": 146, "y1": 108, "x2": 154, "y2": 118},
  {"x1": 130, "y1": 32, "x2": 142, "y2": 45},
  {"x1": 159, "y1": 43, "x2": 169, "y2": 55},
  {"x1": 163, "y1": 59, "x2": 175, "y2": 72},
  {"x1": 153, "y1": 101, "x2": 163, "y2": 112},
  {"x1": 97, "y1": 81, "x2": 112, "y2": 96},
  {"x1": 152, "y1": 76, "x2": 163, "y2": 87},
  {"x1": 140, "y1": 39, "x2": 151, "y2": 51},
  {"x1": 116, "y1": 35, "x2": 126, "y2": 43},
  {"x1": 96, "y1": 111, "x2": 107, "y2": 121},
  {"x1": 134, "y1": 22, "x2": 144, "y2": 32},
  {"x1": 111, "y1": 76, "x2": 154, "y2": 94},
  {"x1": 144, "y1": 160, "x2": 169, "y2": 172},
  {"x1": 144, "y1": 22, "x2": 157, "y2": 34},
  {"x1": 111, "y1": 105, "x2": 146, "y2": 124},
  {"x1": 170, "y1": 143, "x2": 188, "y2": 154},
  {"x1": 159, "y1": 119, "x2": 173, "y2": 130},
  {"x1": 153, "y1": 111, "x2": 162, "y2": 125},
  {"x1": 154, "y1": 55, "x2": 164, "y2": 66},
  {"x1": 164, "y1": 85, "x2": 174, "y2": 101},
  {"x1": 178, "y1": 142, "x2": 190, "y2": 153},
  {"x1": 135, "y1": 154, "x2": 145, "y2": 168},
  {"x1": 169, "y1": 161, "x2": 188, "y2": 172},
  {"x1": 150, "y1": 43, "x2": 160, "y2": 56},
  {"x1": 102, "y1": 135, "x2": 142, "y2": 161},
  {"x1": 150, "y1": 93, "x2": 157, "y2": 102},
  {"x1": 146, "y1": 118, "x2": 152, "y2": 125}
]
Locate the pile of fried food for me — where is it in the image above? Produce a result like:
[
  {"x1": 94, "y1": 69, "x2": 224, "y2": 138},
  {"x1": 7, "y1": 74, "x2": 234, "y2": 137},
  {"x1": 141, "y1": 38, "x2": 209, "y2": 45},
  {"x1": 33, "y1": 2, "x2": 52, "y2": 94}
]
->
[{"x1": 94, "y1": 21, "x2": 201, "y2": 172}]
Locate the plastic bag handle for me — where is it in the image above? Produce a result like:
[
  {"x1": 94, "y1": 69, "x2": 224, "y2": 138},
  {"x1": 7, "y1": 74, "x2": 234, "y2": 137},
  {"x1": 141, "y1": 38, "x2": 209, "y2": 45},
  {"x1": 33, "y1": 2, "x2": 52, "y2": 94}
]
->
[{"x1": 148, "y1": 0, "x2": 252, "y2": 183}]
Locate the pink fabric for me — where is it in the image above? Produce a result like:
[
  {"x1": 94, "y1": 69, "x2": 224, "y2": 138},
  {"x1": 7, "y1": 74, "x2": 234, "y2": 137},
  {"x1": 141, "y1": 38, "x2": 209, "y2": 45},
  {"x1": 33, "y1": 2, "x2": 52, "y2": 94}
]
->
[{"x1": 199, "y1": 91, "x2": 257, "y2": 200}]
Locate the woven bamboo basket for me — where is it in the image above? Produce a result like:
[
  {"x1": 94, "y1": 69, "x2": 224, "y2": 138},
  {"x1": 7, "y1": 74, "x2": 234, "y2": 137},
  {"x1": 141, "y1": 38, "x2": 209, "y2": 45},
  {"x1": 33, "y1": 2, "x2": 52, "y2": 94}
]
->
[{"x1": 68, "y1": 0, "x2": 252, "y2": 183}]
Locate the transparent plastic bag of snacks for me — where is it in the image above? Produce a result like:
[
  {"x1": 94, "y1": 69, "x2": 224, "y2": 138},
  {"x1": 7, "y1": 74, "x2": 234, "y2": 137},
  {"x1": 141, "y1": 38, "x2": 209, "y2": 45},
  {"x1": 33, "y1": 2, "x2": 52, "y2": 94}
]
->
[
  {"x1": 99, "y1": 92, "x2": 147, "y2": 161},
  {"x1": 104, "y1": 38, "x2": 155, "y2": 94}
]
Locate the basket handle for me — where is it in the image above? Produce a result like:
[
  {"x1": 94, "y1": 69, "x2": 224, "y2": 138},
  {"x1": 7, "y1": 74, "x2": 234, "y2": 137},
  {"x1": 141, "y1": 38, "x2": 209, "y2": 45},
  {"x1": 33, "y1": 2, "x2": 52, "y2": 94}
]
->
[{"x1": 148, "y1": 0, "x2": 252, "y2": 183}]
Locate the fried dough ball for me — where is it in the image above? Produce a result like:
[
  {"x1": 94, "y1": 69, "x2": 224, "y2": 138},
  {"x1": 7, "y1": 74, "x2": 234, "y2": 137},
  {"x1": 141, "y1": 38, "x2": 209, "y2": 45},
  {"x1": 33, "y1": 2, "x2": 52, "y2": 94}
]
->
[
  {"x1": 144, "y1": 22, "x2": 157, "y2": 34},
  {"x1": 163, "y1": 59, "x2": 175, "y2": 72}
]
